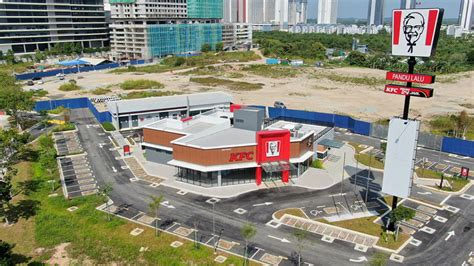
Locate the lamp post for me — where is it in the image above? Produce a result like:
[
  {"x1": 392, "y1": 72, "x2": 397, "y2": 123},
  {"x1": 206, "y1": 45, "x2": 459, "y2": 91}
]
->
[{"x1": 365, "y1": 149, "x2": 372, "y2": 203}]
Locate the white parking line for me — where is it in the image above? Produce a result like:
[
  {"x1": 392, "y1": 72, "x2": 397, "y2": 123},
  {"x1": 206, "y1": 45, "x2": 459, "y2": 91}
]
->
[
  {"x1": 460, "y1": 194, "x2": 474, "y2": 200},
  {"x1": 205, "y1": 235, "x2": 216, "y2": 245},
  {"x1": 440, "y1": 195, "x2": 452, "y2": 205}
]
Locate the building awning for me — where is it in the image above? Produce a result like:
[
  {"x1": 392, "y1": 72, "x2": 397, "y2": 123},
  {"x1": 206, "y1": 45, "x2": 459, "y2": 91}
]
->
[
  {"x1": 319, "y1": 139, "x2": 345, "y2": 149},
  {"x1": 261, "y1": 161, "x2": 297, "y2": 173}
]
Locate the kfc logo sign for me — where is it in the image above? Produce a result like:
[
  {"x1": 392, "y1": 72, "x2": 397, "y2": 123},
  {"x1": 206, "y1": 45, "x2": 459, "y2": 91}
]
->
[
  {"x1": 229, "y1": 152, "x2": 254, "y2": 162},
  {"x1": 392, "y1": 9, "x2": 443, "y2": 57},
  {"x1": 266, "y1": 141, "x2": 281, "y2": 157}
]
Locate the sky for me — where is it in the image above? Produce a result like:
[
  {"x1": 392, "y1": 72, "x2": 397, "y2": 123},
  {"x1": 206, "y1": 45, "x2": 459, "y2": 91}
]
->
[{"x1": 307, "y1": 0, "x2": 462, "y2": 19}]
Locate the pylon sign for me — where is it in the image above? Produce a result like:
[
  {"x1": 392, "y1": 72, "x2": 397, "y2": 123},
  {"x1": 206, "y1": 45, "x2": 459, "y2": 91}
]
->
[{"x1": 392, "y1": 8, "x2": 444, "y2": 57}]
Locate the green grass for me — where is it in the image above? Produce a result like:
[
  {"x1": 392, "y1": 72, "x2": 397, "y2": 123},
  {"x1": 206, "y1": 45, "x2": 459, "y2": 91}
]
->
[
  {"x1": 48, "y1": 106, "x2": 67, "y2": 115},
  {"x1": 440, "y1": 177, "x2": 470, "y2": 192},
  {"x1": 90, "y1": 88, "x2": 112, "y2": 95},
  {"x1": 122, "y1": 90, "x2": 183, "y2": 99},
  {"x1": 31, "y1": 89, "x2": 48, "y2": 97},
  {"x1": 3, "y1": 135, "x2": 256, "y2": 265},
  {"x1": 428, "y1": 114, "x2": 474, "y2": 140},
  {"x1": 101, "y1": 122, "x2": 115, "y2": 131},
  {"x1": 58, "y1": 83, "x2": 81, "y2": 91},
  {"x1": 52, "y1": 122, "x2": 75, "y2": 132},
  {"x1": 242, "y1": 65, "x2": 299, "y2": 78},
  {"x1": 190, "y1": 77, "x2": 263, "y2": 91},
  {"x1": 111, "y1": 52, "x2": 260, "y2": 74},
  {"x1": 415, "y1": 168, "x2": 443, "y2": 179},
  {"x1": 313, "y1": 73, "x2": 385, "y2": 87},
  {"x1": 180, "y1": 65, "x2": 245, "y2": 79},
  {"x1": 0, "y1": 62, "x2": 34, "y2": 74},
  {"x1": 119, "y1": 79, "x2": 164, "y2": 90},
  {"x1": 369, "y1": 252, "x2": 389, "y2": 266}
]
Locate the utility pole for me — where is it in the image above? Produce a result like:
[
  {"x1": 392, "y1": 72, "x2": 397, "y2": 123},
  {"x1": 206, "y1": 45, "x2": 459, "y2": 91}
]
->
[
  {"x1": 365, "y1": 149, "x2": 372, "y2": 203},
  {"x1": 354, "y1": 152, "x2": 359, "y2": 192}
]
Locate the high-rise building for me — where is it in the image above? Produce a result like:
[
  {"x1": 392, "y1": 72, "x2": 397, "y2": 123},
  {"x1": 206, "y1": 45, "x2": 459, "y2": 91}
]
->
[
  {"x1": 0, "y1": 0, "x2": 109, "y2": 55},
  {"x1": 400, "y1": 0, "x2": 416, "y2": 9},
  {"x1": 224, "y1": 0, "x2": 238, "y2": 23},
  {"x1": 459, "y1": 0, "x2": 473, "y2": 31},
  {"x1": 317, "y1": 0, "x2": 338, "y2": 24},
  {"x1": 288, "y1": 0, "x2": 307, "y2": 25},
  {"x1": 367, "y1": 0, "x2": 384, "y2": 26},
  {"x1": 110, "y1": 0, "x2": 223, "y2": 59},
  {"x1": 275, "y1": 0, "x2": 289, "y2": 26}
]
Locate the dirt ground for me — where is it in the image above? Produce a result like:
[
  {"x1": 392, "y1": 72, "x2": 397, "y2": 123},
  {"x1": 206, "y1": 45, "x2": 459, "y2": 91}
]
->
[{"x1": 28, "y1": 62, "x2": 474, "y2": 122}]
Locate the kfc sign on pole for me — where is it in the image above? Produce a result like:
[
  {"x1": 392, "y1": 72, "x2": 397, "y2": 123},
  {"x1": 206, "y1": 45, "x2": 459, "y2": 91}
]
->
[
  {"x1": 384, "y1": 84, "x2": 433, "y2": 98},
  {"x1": 392, "y1": 8, "x2": 444, "y2": 57}
]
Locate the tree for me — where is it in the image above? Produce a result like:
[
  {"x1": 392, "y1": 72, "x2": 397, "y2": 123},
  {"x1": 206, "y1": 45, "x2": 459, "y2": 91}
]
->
[
  {"x1": 215, "y1": 42, "x2": 224, "y2": 52},
  {"x1": 390, "y1": 206, "x2": 415, "y2": 224},
  {"x1": 0, "y1": 129, "x2": 29, "y2": 224},
  {"x1": 311, "y1": 42, "x2": 326, "y2": 60},
  {"x1": 241, "y1": 223, "x2": 256, "y2": 266},
  {"x1": 99, "y1": 184, "x2": 113, "y2": 221},
  {"x1": 456, "y1": 110, "x2": 472, "y2": 139},
  {"x1": 5, "y1": 50, "x2": 15, "y2": 64},
  {"x1": 467, "y1": 49, "x2": 474, "y2": 65},
  {"x1": 345, "y1": 51, "x2": 367, "y2": 66},
  {"x1": 0, "y1": 72, "x2": 35, "y2": 130},
  {"x1": 0, "y1": 240, "x2": 14, "y2": 266},
  {"x1": 201, "y1": 43, "x2": 212, "y2": 53},
  {"x1": 293, "y1": 228, "x2": 307, "y2": 266},
  {"x1": 34, "y1": 49, "x2": 45, "y2": 63},
  {"x1": 0, "y1": 51, "x2": 4, "y2": 61},
  {"x1": 148, "y1": 195, "x2": 163, "y2": 237}
]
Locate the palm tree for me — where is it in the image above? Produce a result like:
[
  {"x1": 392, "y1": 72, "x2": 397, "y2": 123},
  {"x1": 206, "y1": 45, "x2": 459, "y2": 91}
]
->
[
  {"x1": 148, "y1": 195, "x2": 164, "y2": 237},
  {"x1": 99, "y1": 184, "x2": 113, "y2": 221},
  {"x1": 241, "y1": 223, "x2": 257, "y2": 266}
]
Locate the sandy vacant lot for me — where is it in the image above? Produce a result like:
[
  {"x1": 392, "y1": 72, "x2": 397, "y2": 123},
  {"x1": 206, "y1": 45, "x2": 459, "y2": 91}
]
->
[{"x1": 29, "y1": 61, "x2": 473, "y2": 123}]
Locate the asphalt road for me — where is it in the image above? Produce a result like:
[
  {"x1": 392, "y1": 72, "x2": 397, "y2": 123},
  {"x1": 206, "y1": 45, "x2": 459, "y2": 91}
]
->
[{"x1": 69, "y1": 108, "x2": 473, "y2": 265}]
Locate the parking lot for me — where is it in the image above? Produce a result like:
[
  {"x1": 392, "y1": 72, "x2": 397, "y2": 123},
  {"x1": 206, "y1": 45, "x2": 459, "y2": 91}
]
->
[
  {"x1": 53, "y1": 131, "x2": 84, "y2": 156},
  {"x1": 58, "y1": 155, "x2": 98, "y2": 198}
]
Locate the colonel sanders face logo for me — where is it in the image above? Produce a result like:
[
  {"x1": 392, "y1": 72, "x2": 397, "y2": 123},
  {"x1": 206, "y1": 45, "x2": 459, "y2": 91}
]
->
[
  {"x1": 266, "y1": 141, "x2": 280, "y2": 157},
  {"x1": 403, "y1": 12, "x2": 425, "y2": 53}
]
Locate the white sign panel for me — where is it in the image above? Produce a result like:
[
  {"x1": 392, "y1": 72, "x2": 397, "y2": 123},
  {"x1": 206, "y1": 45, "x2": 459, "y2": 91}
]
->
[
  {"x1": 391, "y1": 8, "x2": 444, "y2": 57},
  {"x1": 382, "y1": 118, "x2": 420, "y2": 198},
  {"x1": 266, "y1": 140, "x2": 281, "y2": 157}
]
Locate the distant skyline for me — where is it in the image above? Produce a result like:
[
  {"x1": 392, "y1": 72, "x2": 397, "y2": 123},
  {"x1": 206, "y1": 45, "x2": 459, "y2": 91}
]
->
[{"x1": 307, "y1": 0, "x2": 462, "y2": 19}]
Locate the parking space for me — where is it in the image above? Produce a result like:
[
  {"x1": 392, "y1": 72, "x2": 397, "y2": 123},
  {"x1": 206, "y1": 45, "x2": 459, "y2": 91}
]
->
[
  {"x1": 53, "y1": 131, "x2": 84, "y2": 156},
  {"x1": 398, "y1": 200, "x2": 439, "y2": 236},
  {"x1": 280, "y1": 214, "x2": 379, "y2": 247},
  {"x1": 58, "y1": 155, "x2": 97, "y2": 199}
]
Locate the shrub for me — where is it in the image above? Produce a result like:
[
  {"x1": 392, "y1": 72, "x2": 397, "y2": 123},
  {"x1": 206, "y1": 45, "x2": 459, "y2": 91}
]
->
[
  {"x1": 102, "y1": 122, "x2": 115, "y2": 131},
  {"x1": 201, "y1": 43, "x2": 212, "y2": 53},
  {"x1": 91, "y1": 88, "x2": 112, "y2": 95},
  {"x1": 122, "y1": 90, "x2": 182, "y2": 99},
  {"x1": 311, "y1": 159, "x2": 324, "y2": 169},
  {"x1": 119, "y1": 79, "x2": 164, "y2": 90},
  {"x1": 58, "y1": 83, "x2": 81, "y2": 91},
  {"x1": 53, "y1": 122, "x2": 75, "y2": 132},
  {"x1": 48, "y1": 106, "x2": 67, "y2": 114}
]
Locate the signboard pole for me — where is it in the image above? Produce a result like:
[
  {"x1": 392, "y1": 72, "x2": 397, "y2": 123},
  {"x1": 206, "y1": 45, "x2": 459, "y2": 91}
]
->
[{"x1": 390, "y1": 56, "x2": 416, "y2": 231}]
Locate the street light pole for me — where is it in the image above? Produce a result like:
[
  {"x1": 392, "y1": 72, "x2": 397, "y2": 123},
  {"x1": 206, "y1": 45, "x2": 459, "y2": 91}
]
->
[
  {"x1": 354, "y1": 152, "x2": 359, "y2": 192},
  {"x1": 341, "y1": 152, "x2": 346, "y2": 196},
  {"x1": 365, "y1": 149, "x2": 372, "y2": 203}
]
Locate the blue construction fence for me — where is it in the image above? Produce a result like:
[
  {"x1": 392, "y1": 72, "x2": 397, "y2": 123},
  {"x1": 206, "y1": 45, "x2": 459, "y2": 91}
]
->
[
  {"x1": 253, "y1": 106, "x2": 371, "y2": 136},
  {"x1": 16, "y1": 59, "x2": 147, "y2": 81},
  {"x1": 252, "y1": 106, "x2": 474, "y2": 157},
  {"x1": 35, "y1": 97, "x2": 112, "y2": 124},
  {"x1": 441, "y1": 137, "x2": 474, "y2": 157}
]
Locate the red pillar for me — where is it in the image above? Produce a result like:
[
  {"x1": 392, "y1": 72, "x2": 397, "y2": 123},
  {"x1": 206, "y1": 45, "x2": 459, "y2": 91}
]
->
[
  {"x1": 282, "y1": 170, "x2": 289, "y2": 183},
  {"x1": 256, "y1": 167, "x2": 262, "y2": 185}
]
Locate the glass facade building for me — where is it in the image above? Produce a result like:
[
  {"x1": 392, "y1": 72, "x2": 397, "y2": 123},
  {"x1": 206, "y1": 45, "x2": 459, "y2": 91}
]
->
[
  {"x1": 147, "y1": 23, "x2": 222, "y2": 57},
  {"x1": 187, "y1": 0, "x2": 223, "y2": 19}
]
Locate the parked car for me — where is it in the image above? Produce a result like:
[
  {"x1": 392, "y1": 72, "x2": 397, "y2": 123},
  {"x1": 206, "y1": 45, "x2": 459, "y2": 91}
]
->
[
  {"x1": 27, "y1": 80, "x2": 34, "y2": 86},
  {"x1": 59, "y1": 76, "x2": 65, "y2": 80},
  {"x1": 274, "y1": 101, "x2": 287, "y2": 109},
  {"x1": 37, "y1": 80, "x2": 44, "y2": 84},
  {"x1": 32, "y1": 77, "x2": 42, "y2": 81}
]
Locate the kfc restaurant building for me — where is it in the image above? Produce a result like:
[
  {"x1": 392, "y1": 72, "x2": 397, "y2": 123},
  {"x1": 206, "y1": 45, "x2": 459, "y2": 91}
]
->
[{"x1": 142, "y1": 108, "x2": 330, "y2": 187}]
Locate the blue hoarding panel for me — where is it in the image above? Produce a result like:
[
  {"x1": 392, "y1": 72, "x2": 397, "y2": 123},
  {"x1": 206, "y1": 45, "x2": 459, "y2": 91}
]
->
[{"x1": 441, "y1": 137, "x2": 474, "y2": 157}]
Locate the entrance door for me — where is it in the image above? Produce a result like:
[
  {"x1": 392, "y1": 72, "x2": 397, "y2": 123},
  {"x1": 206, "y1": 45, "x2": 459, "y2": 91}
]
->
[{"x1": 262, "y1": 171, "x2": 282, "y2": 183}]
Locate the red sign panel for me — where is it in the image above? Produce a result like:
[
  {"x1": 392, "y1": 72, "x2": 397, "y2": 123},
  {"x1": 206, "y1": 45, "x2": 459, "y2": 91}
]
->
[
  {"x1": 123, "y1": 145, "x2": 130, "y2": 154},
  {"x1": 386, "y1": 72, "x2": 435, "y2": 84},
  {"x1": 384, "y1": 84, "x2": 434, "y2": 98},
  {"x1": 461, "y1": 167, "x2": 470, "y2": 178},
  {"x1": 229, "y1": 152, "x2": 254, "y2": 162},
  {"x1": 255, "y1": 130, "x2": 291, "y2": 185}
]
